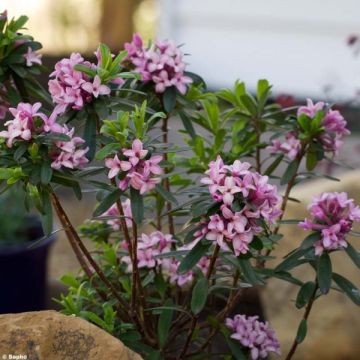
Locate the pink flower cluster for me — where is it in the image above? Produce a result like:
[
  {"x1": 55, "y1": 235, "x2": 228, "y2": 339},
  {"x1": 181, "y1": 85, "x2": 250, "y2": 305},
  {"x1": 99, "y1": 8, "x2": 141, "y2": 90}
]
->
[
  {"x1": 226, "y1": 314, "x2": 281, "y2": 360},
  {"x1": 299, "y1": 192, "x2": 360, "y2": 256},
  {"x1": 198, "y1": 156, "x2": 281, "y2": 256},
  {"x1": 124, "y1": 34, "x2": 192, "y2": 94},
  {"x1": 101, "y1": 198, "x2": 132, "y2": 230},
  {"x1": 299, "y1": 99, "x2": 350, "y2": 155},
  {"x1": 48, "y1": 53, "x2": 110, "y2": 114},
  {"x1": 50, "y1": 125, "x2": 89, "y2": 170},
  {"x1": 0, "y1": 102, "x2": 88, "y2": 170},
  {"x1": 0, "y1": 102, "x2": 50, "y2": 147},
  {"x1": 268, "y1": 132, "x2": 301, "y2": 160},
  {"x1": 122, "y1": 231, "x2": 173, "y2": 271},
  {"x1": 105, "y1": 139, "x2": 163, "y2": 194}
]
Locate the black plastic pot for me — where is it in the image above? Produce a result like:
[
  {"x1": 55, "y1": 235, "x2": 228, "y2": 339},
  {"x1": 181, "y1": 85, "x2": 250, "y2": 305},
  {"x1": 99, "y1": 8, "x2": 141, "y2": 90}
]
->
[{"x1": 0, "y1": 215, "x2": 56, "y2": 314}]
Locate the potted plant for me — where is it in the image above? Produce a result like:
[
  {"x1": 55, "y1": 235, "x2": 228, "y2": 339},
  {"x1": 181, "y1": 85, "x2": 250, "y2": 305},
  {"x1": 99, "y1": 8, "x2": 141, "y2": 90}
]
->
[
  {"x1": 0, "y1": 186, "x2": 56, "y2": 313},
  {"x1": 0, "y1": 11, "x2": 359, "y2": 360}
]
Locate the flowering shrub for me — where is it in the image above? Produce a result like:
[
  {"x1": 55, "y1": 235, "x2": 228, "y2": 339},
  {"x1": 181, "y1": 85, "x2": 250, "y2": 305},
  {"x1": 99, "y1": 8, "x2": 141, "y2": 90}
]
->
[{"x1": 0, "y1": 12, "x2": 359, "y2": 360}]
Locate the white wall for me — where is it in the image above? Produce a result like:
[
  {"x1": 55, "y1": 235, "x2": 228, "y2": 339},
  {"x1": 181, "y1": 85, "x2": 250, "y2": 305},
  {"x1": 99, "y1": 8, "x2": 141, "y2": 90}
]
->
[{"x1": 158, "y1": 0, "x2": 360, "y2": 101}]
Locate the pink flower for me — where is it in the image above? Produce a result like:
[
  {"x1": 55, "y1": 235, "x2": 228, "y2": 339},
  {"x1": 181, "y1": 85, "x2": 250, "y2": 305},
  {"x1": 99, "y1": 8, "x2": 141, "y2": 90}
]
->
[
  {"x1": 123, "y1": 139, "x2": 148, "y2": 166},
  {"x1": 50, "y1": 125, "x2": 89, "y2": 170},
  {"x1": 82, "y1": 75, "x2": 111, "y2": 98},
  {"x1": 267, "y1": 132, "x2": 301, "y2": 160},
  {"x1": 101, "y1": 198, "x2": 133, "y2": 230},
  {"x1": 49, "y1": 53, "x2": 111, "y2": 114},
  {"x1": 226, "y1": 314, "x2": 281, "y2": 360},
  {"x1": 124, "y1": 34, "x2": 192, "y2": 94},
  {"x1": 107, "y1": 139, "x2": 163, "y2": 194},
  {"x1": 297, "y1": 99, "x2": 349, "y2": 155},
  {"x1": 24, "y1": 47, "x2": 42, "y2": 67},
  {"x1": 199, "y1": 156, "x2": 281, "y2": 256},
  {"x1": 299, "y1": 192, "x2": 360, "y2": 255},
  {"x1": 105, "y1": 155, "x2": 121, "y2": 178},
  {"x1": 297, "y1": 98, "x2": 324, "y2": 118},
  {"x1": 0, "y1": 102, "x2": 47, "y2": 147}
]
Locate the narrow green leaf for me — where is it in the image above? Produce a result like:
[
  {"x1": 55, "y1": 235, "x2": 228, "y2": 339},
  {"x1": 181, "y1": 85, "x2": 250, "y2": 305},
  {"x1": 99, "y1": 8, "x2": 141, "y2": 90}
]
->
[
  {"x1": 93, "y1": 189, "x2": 122, "y2": 217},
  {"x1": 275, "y1": 248, "x2": 308, "y2": 272},
  {"x1": 296, "y1": 319, "x2": 307, "y2": 344},
  {"x1": 345, "y1": 243, "x2": 360, "y2": 269},
  {"x1": 177, "y1": 240, "x2": 212, "y2": 274},
  {"x1": 155, "y1": 184, "x2": 178, "y2": 205},
  {"x1": 191, "y1": 278, "x2": 209, "y2": 314},
  {"x1": 238, "y1": 258, "x2": 262, "y2": 285},
  {"x1": 317, "y1": 253, "x2": 332, "y2": 294},
  {"x1": 40, "y1": 161, "x2": 53, "y2": 185},
  {"x1": 84, "y1": 111, "x2": 98, "y2": 160},
  {"x1": 179, "y1": 111, "x2": 196, "y2": 139},
  {"x1": 332, "y1": 272, "x2": 360, "y2": 306},
  {"x1": 296, "y1": 281, "x2": 316, "y2": 309},
  {"x1": 95, "y1": 143, "x2": 121, "y2": 160},
  {"x1": 157, "y1": 299, "x2": 173, "y2": 348},
  {"x1": 130, "y1": 187, "x2": 144, "y2": 224},
  {"x1": 281, "y1": 159, "x2": 299, "y2": 185},
  {"x1": 240, "y1": 94, "x2": 258, "y2": 116},
  {"x1": 300, "y1": 232, "x2": 321, "y2": 250},
  {"x1": 40, "y1": 189, "x2": 52, "y2": 236},
  {"x1": 264, "y1": 154, "x2": 284, "y2": 176},
  {"x1": 163, "y1": 86, "x2": 177, "y2": 113}
]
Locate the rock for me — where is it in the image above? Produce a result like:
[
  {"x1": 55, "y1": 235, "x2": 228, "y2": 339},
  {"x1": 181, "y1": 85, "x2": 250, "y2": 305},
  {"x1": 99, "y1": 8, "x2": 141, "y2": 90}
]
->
[
  {"x1": 0, "y1": 310, "x2": 142, "y2": 360},
  {"x1": 263, "y1": 170, "x2": 360, "y2": 359}
]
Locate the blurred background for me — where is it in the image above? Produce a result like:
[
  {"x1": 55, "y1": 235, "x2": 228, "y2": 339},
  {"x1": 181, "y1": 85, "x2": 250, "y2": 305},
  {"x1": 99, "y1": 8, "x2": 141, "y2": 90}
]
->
[
  {"x1": 1, "y1": 1, "x2": 360, "y2": 359},
  {"x1": 4, "y1": 0, "x2": 360, "y2": 101}
]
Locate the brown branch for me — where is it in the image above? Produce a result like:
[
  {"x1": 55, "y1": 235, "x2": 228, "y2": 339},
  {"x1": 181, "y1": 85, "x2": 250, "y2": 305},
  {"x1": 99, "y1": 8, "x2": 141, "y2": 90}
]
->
[
  {"x1": 285, "y1": 280, "x2": 318, "y2": 360},
  {"x1": 177, "y1": 245, "x2": 220, "y2": 359},
  {"x1": 50, "y1": 191, "x2": 129, "y2": 309}
]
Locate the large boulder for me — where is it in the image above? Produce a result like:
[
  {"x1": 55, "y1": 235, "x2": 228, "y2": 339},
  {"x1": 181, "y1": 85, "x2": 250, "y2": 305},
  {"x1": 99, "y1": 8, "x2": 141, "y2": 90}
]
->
[
  {"x1": 263, "y1": 170, "x2": 360, "y2": 359},
  {"x1": 0, "y1": 310, "x2": 142, "y2": 360}
]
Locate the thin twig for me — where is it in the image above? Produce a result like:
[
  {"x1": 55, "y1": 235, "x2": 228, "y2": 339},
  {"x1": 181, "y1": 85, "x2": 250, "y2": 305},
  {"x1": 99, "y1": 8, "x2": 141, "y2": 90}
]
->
[
  {"x1": 285, "y1": 280, "x2": 318, "y2": 360},
  {"x1": 177, "y1": 245, "x2": 220, "y2": 359}
]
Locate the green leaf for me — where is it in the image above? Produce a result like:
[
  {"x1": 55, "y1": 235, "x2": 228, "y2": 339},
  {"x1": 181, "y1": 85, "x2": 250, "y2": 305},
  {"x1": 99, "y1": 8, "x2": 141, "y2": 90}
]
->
[
  {"x1": 13, "y1": 15, "x2": 29, "y2": 31},
  {"x1": 40, "y1": 161, "x2": 53, "y2": 185},
  {"x1": 296, "y1": 281, "x2": 316, "y2": 309},
  {"x1": 157, "y1": 299, "x2": 173, "y2": 348},
  {"x1": 179, "y1": 111, "x2": 196, "y2": 140},
  {"x1": 84, "y1": 111, "x2": 98, "y2": 160},
  {"x1": 163, "y1": 86, "x2": 177, "y2": 113},
  {"x1": 73, "y1": 64, "x2": 97, "y2": 77},
  {"x1": 332, "y1": 273, "x2": 360, "y2": 306},
  {"x1": 275, "y1": 248, "x2": 308, "y2": 272},
  {"x1": 240, "y1": 94, "x2": 258, "y2": 116},
  {"x1": 257, "y1": 79, "x2": 271, "y2": 112},
  {"x1": 130, "y1": 187, "x2": 144, "y2": 224},
  {"x1": 264, "y1": 154, "x2": 284, "y2": 176},
  {"x1": 238, "y1": 258, "x2": 262, "y2": 285},
  {"x1": 221, "y1": 327, "x2": 247, "y2": 360},
  {"x1": 191, "y1": 278, "x2": 209, "y2": 314},
  {"x1": 317, "y1": 252, "x2": 332, "y2": 294},
  {"x1": 177, "y1": 240, "x2": 212, "y2": 274},
  {"x1": 345, "y1": 243, "x2": 360, "y2": 269},
  {"x1": 281, "y1": 159, "x2": 299, "y2": 185},
  {"x1": 39, "y1": 189, "x2": 52, "y2": 236},
  {"x1": 300, "y1": 232, "x2": 321, "y2": 250},
  {"x1": 155, "y1": 184, "x2": 178, "y2": 205},
  {"x1": 306, "y1": 151, "x2": 317, "y2": 171},
  {"x1": 95, "y1": 143, "x2": 121, "y2": 160},
  {"x1": 13, "y1": 143, "x2": 28, "y2": 161},
  {"x1": 296, "y1": 319, "x2": 307, "y2": 344},
  {"x1": 93, "y1": 189, "x2": 122, "y2": 217}
]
